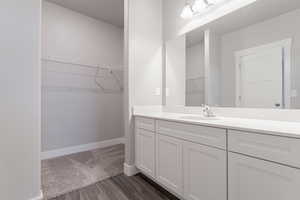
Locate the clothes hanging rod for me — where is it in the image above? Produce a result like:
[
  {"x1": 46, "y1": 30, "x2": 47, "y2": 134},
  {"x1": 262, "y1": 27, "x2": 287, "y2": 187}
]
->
[
  {"x1": 42, "y1": 58, "x2": 122, "y2": 71},
  {"x1": 45, "y1": 69, "x2": 108, "y2": 78},
  {"x1": 42, "y1": 86, "x2": 123, "y2": 94},
  {"x1": 42, "y1": 58, "x2": 123, "y2": 92}
]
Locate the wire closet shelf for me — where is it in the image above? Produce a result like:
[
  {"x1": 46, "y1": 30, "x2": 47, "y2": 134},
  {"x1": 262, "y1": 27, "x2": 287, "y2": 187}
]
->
[{"x1": 42, "y1": 58, "x2": 123, "y2": 94}]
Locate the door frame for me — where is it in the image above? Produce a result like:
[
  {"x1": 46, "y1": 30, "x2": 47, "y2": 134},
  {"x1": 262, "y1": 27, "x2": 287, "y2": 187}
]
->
[{"x1": 234, "y1": 39, "x2": 292, "y2": 108}]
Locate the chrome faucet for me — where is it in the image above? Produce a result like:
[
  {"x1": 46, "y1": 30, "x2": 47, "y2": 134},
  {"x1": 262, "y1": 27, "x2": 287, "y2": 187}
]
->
[{"x1": 202, "y1": 104, "x2": 216, "y2": 117}]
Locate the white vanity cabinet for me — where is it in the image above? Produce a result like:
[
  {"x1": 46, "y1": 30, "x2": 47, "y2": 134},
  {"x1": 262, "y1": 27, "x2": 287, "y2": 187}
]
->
[
  {"x1": 135, "y1": 116, "x2": 300, "y2": 200},
  {"x1": 135, "y1": 117, "x2": 156, "y2": 178},
  {"x1": 183, "y1": 141, "x2": 227, "y2": 200},
  {"x1": 156, "y1": 120, "x2": 227, "y2": 198},
  {"x1": 156, "y1": 134, "x2": 183, "y2": 195},
  {"x1": 228, "y1": 153, "x2": 300, "y2": 200},
  {"x1": 135, "y1": 117, "x2": 227, "y2": 199},
  {"x1": 228, "y1": 130, "x2": 300, "y2": 200}
]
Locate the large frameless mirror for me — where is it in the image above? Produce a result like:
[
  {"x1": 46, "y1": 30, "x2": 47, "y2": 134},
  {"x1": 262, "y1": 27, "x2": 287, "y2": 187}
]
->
[{"x1": 165, "y1": 0, "x2": 300, "y2": 109}]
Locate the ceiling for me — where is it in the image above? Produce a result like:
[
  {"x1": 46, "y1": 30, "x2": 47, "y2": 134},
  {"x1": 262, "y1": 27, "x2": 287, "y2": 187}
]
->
[
  {"x1": 47, "y1": 0, "x2": 124, "y2": 27},
  {"x1": 187, "y1": 0, "x2": 300, "y2": 46}
]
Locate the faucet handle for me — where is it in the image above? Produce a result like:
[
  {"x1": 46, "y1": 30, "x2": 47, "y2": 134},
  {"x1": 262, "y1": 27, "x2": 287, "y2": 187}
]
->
[
  {"x1": 201, "y1": 104, "x2": 210, "y2": 111},
  {"x1": 202, "y1": 104, "x2": 215, "y2": 117}
]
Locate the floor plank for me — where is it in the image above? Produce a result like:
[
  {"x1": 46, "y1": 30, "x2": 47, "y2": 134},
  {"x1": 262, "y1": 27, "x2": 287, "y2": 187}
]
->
[{"x1": 48, "y1": 174, "x2": 179, "y2": 200}]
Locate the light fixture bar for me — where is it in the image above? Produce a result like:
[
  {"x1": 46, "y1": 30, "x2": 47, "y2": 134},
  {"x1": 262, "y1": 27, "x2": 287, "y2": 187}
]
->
[{"x1": 181, "y1": 0, "x2": 228, "y2": 19}]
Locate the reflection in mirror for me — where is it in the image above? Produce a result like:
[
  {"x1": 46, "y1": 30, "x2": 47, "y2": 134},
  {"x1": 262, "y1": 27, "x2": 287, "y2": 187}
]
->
[
  {"x1": 212, "y1": 11, "x2": 298, "y2": 109},
  {"x1": 165, "y1": 30, "x2": 206, "y2": 107},
  {"x1": 165, "y1": 0, "x2": 300, "y2": 109},
  {"x1": 165, "y1": 29, "x2": 220, "y2": 107},
  {"x1": 186, "y1": 31, "x2": 205, "y2": 106}
]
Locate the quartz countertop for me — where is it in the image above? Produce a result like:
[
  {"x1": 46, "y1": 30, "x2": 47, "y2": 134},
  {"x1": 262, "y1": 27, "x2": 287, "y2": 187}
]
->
[{"x1": 134, "y1": 111, "x2": 300, "y2": 139}]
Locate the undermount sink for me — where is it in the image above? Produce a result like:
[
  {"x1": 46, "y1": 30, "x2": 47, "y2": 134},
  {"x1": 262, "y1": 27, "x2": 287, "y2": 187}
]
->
[{"x1": 180, "y1": 115, "x2": 222, "y2": 121}]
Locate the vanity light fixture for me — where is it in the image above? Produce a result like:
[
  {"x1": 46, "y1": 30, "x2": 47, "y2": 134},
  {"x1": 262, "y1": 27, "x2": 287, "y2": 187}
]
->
[
  {"x1": 192, "y1": 0, "x2": 209, "y2": 13},
  {"x1": 181, "y1": 0, "x2": 226, "y2": 19},
  {"x1": 180, "y1": 3, "x2": 194, "y2": 19}
]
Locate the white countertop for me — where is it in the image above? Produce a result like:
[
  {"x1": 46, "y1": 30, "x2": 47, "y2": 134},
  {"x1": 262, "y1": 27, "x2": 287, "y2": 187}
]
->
[{"x1": 134, "y1": 111, "x2": 300, "y2": 139}]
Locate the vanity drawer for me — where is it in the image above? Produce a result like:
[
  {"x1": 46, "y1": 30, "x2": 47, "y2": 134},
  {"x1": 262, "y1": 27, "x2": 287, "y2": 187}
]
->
[
  {"x1": 228, "y1": 130, "x2": 300, "y2": 168},
  {"x1": 156, "y1": 120, "x2": 226, "y2": 149},
  {"x1": 135, "y1": 117, "x2": 155, "y2": 132}
]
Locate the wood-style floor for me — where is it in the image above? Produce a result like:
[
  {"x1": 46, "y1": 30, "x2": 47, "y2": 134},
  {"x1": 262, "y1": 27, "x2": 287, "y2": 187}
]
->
[{"x1": 49, "y1": 173, "x2": 179, "y2": 200}]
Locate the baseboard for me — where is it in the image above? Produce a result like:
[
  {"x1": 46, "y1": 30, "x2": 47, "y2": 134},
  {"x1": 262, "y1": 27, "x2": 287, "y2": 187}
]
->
[
  {"x1": 29, "y1": 190, "x2": 43, "y2": 200},
  {"x1": 41, "y1": 137, "x2": 125, "y2": 160},
  {"x1": 124, "y1": 163, "x2": 139, "y2": 176}
]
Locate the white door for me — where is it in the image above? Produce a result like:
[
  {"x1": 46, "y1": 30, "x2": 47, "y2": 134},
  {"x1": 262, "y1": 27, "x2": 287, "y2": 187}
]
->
[
  {"x1": 135, "y1": 129, "x2": 155, "y2": 178},
  {"x1": 156, "y1": 134, "x2": 183, "y2": 195},
  {"x1": 228, "y1": 153, "x2": 300, "y2": 200},
  {"x1": 183, "y1": 141, "x2": 227, "y2": 200},
  {"x1": 237, "y1": 46, "x2": 283, "y2": 108}
]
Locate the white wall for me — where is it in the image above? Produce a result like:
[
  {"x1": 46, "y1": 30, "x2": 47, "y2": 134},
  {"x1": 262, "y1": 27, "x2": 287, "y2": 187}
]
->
[
  {"x1": 43, "y1": 1, "x2": 123, "y2": 68},
  {"x1": 124, "y1": 0, "x2": 163, "y2": 168},
  {"x1": 220, "y1": 8, "x2": 300, "y2": 108},
  {"x1": 0, "y1": 0, "x2": 41, "y2": 200},
  {"x1": 166, "y1": 35, "x2": 186, "y2": 106},
  {"x1": 163, "y1": 0, "x2": 186, "y2": 41},
  {"x1": 186, "y1": 42, "x2": 205, "y2": 106},
  {"x1": 42, "y1": 2, "x2": 124, "y2": 151},
  {"x1": 130, "y1": 1, "x2": 163, "y2": 106}
]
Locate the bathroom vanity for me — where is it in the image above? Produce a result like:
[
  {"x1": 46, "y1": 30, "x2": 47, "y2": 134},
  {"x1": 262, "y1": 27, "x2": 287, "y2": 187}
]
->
[
  {"x1": 134, "y1": 112, "x2": 300, "y2": 200},
  {"x1": 133, "y1": 2, "x2": 300, "y2": 199}
]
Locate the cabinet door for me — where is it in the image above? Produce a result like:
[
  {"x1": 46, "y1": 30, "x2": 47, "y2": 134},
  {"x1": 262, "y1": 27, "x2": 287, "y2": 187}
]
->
[
  {"x1": 156, "y1": 134, "x2": 183, "y2": 195},
  {"x1": 229, "y1": 153, "x2": 300, "y2": 200},
  {"x1": 135, "y1": 129, "x2": 155, "y2": 178},
  {"x1": 183, "y1": 141, "x2": 227, "y2": 200}
]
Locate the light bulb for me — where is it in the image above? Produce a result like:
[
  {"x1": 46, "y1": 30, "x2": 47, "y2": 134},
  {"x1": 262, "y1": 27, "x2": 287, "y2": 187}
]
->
[
  {"x1": 192, "y1": 0, "x2": 208, "y2": 13},
  {"x1": 180, "y1": 4, "x2": 194, "y2": 19}
]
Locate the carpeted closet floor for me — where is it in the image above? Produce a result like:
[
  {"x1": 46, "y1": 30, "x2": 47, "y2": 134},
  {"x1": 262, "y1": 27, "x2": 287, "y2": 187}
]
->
[{"x1": 42, "y1": 144, "x2": 124, "y2": 199}]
